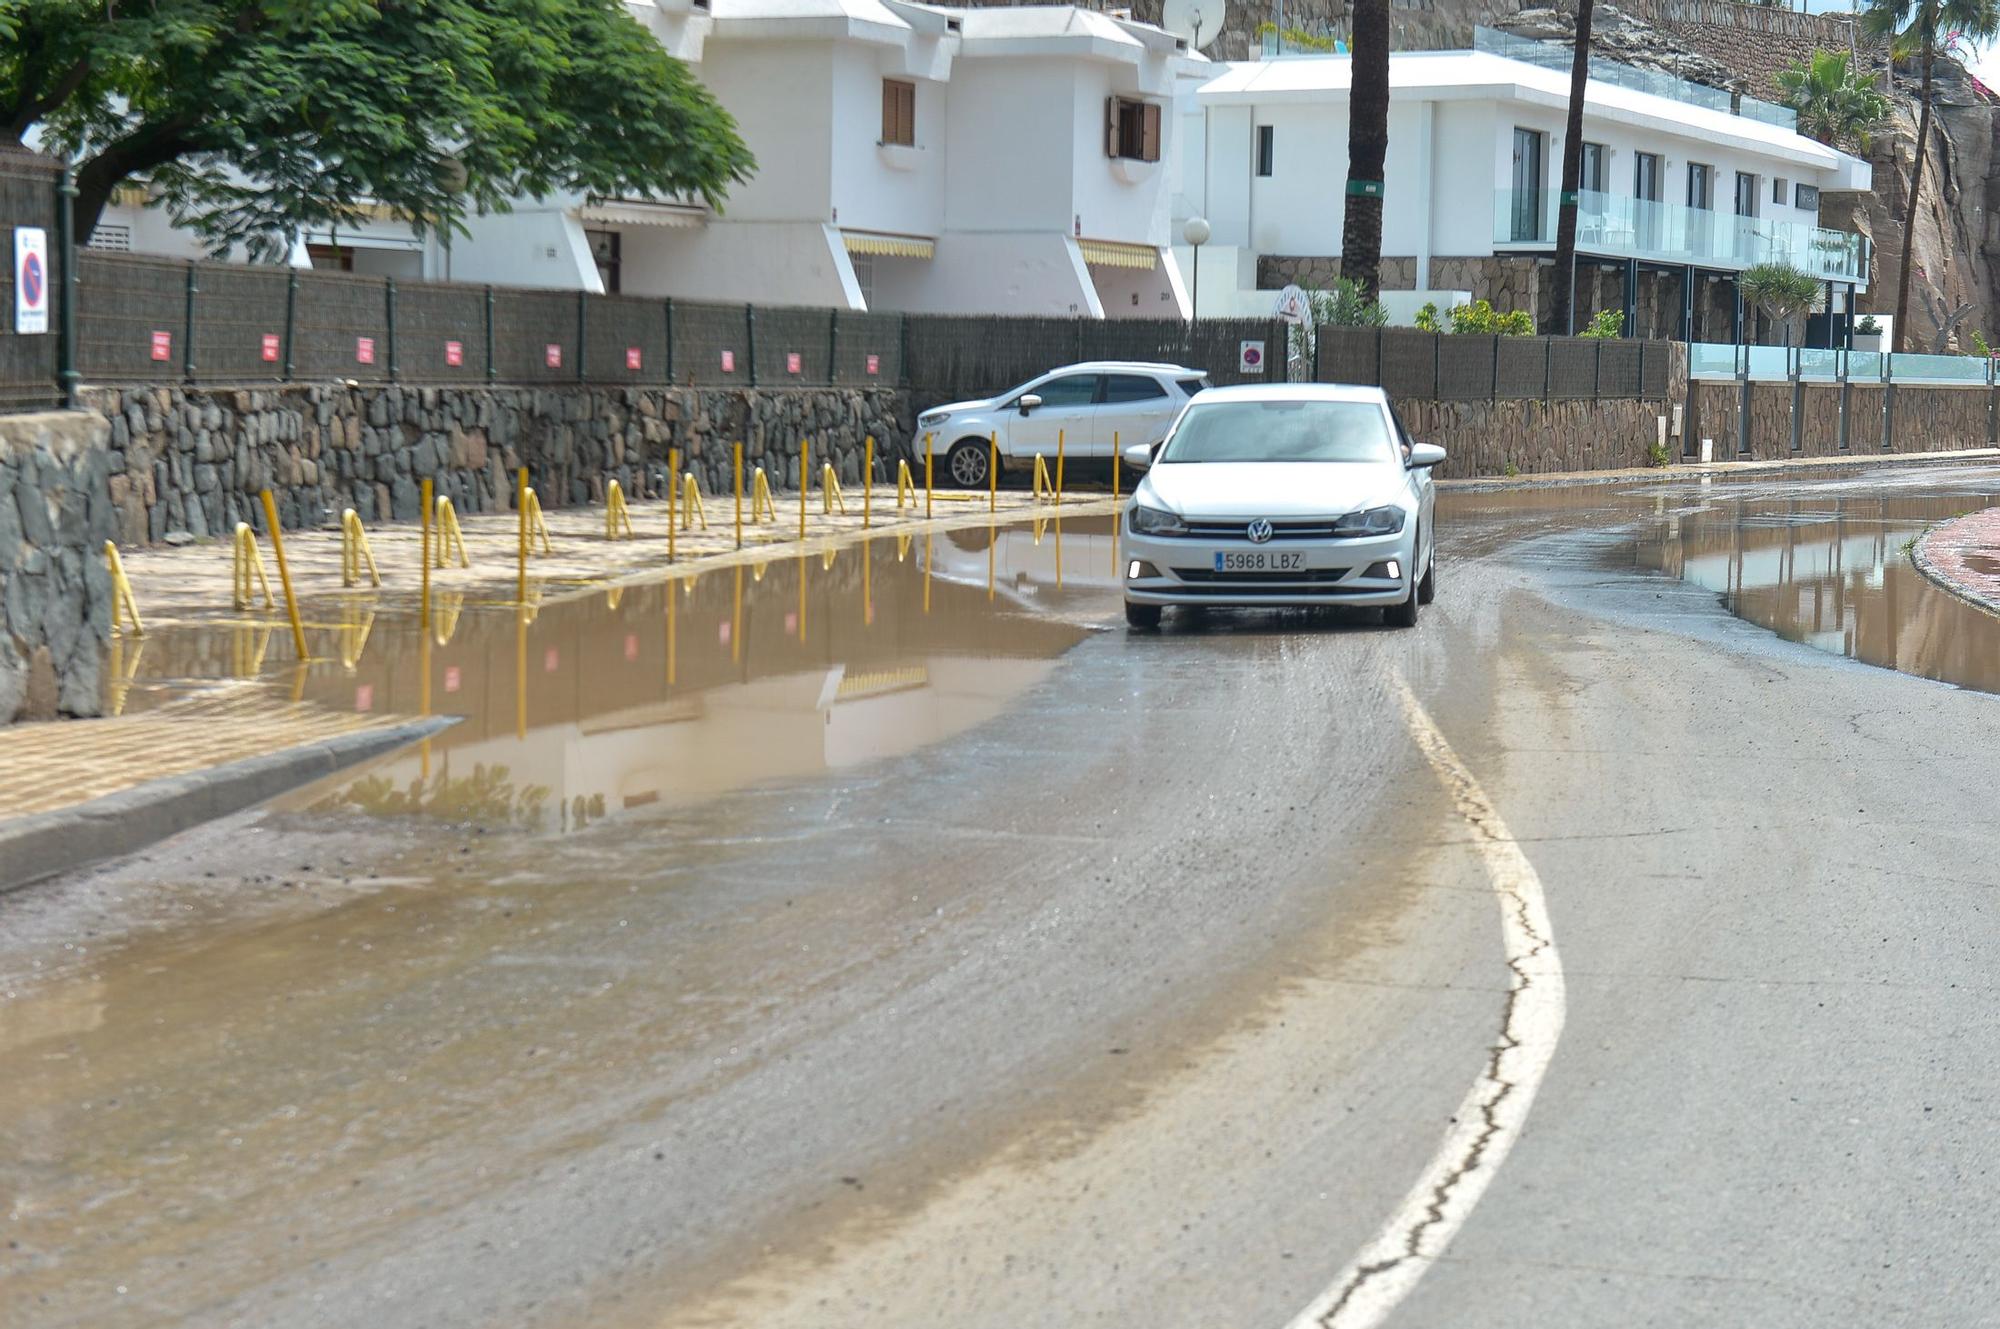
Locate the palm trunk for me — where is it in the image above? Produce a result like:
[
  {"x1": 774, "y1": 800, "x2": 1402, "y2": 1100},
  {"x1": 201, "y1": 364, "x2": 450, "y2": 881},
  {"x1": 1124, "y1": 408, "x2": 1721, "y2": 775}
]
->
[
  {"x1": 1548, "y1": 0, "x2": 1595, "y2": 335},
  {"x1": 1340, "y1": 0, "x2": 1391, "y2": 299},
  {"x1": 1893, "y1": 40, "x2": 1934, "y2": 354}
]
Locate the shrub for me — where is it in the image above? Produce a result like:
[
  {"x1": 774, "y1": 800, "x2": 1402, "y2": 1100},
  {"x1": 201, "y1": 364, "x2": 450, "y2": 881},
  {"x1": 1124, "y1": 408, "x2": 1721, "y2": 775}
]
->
[
  {"x1": 1286, "y1": 277, "x2": 1388, "y2": 366},
  {"x1": 1578, "y1": 310, "x2": 1625, "y2": 339},
  {"x1": 1447, "y1": 299, "x2": 1535, "y2": 336},
  {"x1": 1415, "y1": 301, "x2": 1442, "y2": 333}
]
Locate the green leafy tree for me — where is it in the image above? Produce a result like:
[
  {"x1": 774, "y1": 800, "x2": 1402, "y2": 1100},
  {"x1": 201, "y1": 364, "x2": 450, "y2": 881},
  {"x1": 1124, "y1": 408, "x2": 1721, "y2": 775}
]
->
[
  {"x1": 1, "y1": 0, "x2": 756, "y2": 254},
  {"x1": 1775, "y1": 50, "x2": 1891, "y2": 152},
  {"x1": 1739, "y1": 261, "x2": 1821, "y2": 346},
  {"x1": 1340, "y1": 0, "x2": 1389, "y2": 299},
  {"x1": 1863, "y1": 0, "x2": 2000, "y2": 351}
]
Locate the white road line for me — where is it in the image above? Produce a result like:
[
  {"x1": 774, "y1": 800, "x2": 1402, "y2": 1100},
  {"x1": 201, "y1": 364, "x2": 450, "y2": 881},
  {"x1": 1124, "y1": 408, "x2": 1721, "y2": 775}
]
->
[{"x1": 1284, "y1": 679, "x2": 1567, "y2": 1329}]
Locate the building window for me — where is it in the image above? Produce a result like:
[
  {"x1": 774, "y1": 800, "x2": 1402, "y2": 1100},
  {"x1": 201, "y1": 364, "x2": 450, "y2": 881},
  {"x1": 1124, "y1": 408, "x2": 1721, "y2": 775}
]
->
[
  {"x1": 1579, "y1": 142, "x2": 1606, "y2": 195},
  {"x1": 1795, "y1": 183, "x2": 1820, "y2": 212},
  {"x1": 881, "y1": 79, "x2": 916, "y2": 147},
  {"x1": 1510, "y1": 127, "x2": 1544, "y2": 242},
  {"x1": 586, "y1": 227, "x2": 621, "y2": 294},
  {"x1": 307, "y1": 243, "x2": 355, "y2": 271},
  {"x1": 1687, "y1": 162, "x2": 1713, "y2": 210},
  {"x1": 850, "y1": 252, "x2": 875, "y2": 306},
  {"x1": 1256, "y1": 125, "x2": 1275, "y2": 177},
  {"x1": 1106, "y1": 97, "x2": 1162, "y2": 162},
  {"x1": 1773, "y1": 175, "x2": 1790, "y2": 206},
  {"x1": 1634, "y1": 152, "x2": 1661, "y2": 202},
  {"x1": 1734, "y1": 172, "x2": 1758, "y2": 218}
]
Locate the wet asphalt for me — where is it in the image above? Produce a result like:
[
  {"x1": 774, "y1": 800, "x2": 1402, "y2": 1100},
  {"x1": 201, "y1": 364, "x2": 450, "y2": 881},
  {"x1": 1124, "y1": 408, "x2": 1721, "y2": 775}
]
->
[{"x1": 6, "y1": 467, "x2": 2000, "y2": 1328}]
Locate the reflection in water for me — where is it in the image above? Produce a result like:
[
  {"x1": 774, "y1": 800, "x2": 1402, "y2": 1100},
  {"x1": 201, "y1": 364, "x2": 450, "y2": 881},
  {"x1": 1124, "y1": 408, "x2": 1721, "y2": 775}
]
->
[
  {"x1": 1634, "y1": 489, "x2": 2000, "y2": 694},
  {"x1": 120, "y1": 525, "x2": 1101, "y2": 833}
]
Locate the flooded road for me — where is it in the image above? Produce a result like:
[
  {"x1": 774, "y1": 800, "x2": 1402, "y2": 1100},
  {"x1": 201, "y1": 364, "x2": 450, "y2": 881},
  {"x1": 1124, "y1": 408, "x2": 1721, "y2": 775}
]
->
[{"x1": 9, "y1": 470, "x2": 2000, "y2": 1329}]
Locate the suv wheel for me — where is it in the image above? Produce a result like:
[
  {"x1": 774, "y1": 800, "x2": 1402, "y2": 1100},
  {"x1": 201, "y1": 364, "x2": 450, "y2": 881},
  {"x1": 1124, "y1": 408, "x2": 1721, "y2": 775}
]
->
[{"x1": 945, "y1": 439, "x2": 992, "y2": 489}]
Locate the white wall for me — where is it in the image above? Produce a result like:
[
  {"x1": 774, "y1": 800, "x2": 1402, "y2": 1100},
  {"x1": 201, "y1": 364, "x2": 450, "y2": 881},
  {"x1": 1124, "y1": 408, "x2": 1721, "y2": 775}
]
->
[
  {"x1": 868, "y1": 232, "x2": 1098, "y2": 315},
  {"x1": 616, "y1": 221, "x2": 858, "y2": 306},
  {"x1": 828, "y1": 42, "x2": 947, "y2": 236},
  {"x1": 1430, "y1": 101, "x2": 1497, "y2": 258},
  {"x1": 1090, "y1": 250, "x2": 1183, "y2": 318},
  {"x1": 1068, "y1": 61, "x2": 1174, "y2": 247},
  {"x1": 945, "y1": 60, "x2": 1078, "y2": 234},
  {"x1": 446, "y1": 205, "x2": 602, "y2": 291},
  {"x1": 698, "y1": 40, "x2": 836, "y2": 222}
]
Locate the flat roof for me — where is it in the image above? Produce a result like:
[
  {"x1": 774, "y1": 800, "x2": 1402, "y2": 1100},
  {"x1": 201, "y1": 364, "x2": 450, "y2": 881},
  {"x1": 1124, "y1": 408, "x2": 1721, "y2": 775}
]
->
[{"x1": 1196, "y1": 50, "x2": 1853, "y2": 171}]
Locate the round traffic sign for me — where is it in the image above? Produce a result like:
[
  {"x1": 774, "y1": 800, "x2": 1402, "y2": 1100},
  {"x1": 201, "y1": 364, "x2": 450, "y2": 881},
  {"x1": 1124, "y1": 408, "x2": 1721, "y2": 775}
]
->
[{"x1": 19, "y1": 250, "x2": 44, "y2": 308}]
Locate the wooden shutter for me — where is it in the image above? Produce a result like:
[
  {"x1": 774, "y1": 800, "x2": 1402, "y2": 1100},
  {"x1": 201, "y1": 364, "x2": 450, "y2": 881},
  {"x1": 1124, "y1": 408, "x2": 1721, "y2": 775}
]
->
[
  {"x1": 1106, "y1": 96, "x2": 1122, "y2": 158},
  {"x1": 883, "y1": 80, "x2": 915, "y2": 146},
  {"x1": 1141, "y1": 102, "x2": 1161, "y2": 162}
]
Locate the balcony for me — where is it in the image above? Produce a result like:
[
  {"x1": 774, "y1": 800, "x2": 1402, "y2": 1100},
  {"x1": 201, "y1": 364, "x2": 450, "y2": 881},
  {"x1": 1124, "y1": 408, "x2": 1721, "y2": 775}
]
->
[
  {"x1": 1492, "y1": 189, "x2": 1870, "y2": 285},
  {"x1": 1473, "y1": 27, "x2": 1797, "y2": 131}
]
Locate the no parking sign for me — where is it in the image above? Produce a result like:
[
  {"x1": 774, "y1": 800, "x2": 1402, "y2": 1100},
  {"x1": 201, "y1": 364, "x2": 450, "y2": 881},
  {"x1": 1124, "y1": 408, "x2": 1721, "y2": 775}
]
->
[{"x1": 14, "y1": 227, "x2": 48, "y2": 335}]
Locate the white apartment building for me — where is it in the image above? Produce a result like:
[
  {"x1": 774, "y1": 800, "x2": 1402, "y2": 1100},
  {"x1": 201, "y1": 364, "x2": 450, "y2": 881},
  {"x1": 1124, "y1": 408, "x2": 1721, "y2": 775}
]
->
[
  {"x1": 89, "y1": 0, "x2": 1205, "y2": 318},
  {"x1": 1174, "y1": 29, "x2": 1874, "y2": 339}
]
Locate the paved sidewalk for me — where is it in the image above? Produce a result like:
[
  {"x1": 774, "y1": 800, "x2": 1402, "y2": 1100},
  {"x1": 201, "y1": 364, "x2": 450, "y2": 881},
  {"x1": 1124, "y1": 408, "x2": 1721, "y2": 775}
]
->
[
  {"x1": 1438, "y1": 446, "x2": 2000, "y2": 492},
  {"x1": 1914, "y1": 504, "x2": 2000, "y2": 617}
]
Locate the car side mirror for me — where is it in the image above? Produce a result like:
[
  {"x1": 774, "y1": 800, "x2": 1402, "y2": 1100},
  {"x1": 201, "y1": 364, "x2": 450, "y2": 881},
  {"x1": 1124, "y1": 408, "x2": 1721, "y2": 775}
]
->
[
  {"x1": 1407, "y1": 442, "x2": 1447, "y2": 470},
  {"x1": 1018, "y1": 393, "x2": 1042, "y2": 416},
  {"x1": 1122, "y1": 442, "x2": 1154, "y2": 473}
]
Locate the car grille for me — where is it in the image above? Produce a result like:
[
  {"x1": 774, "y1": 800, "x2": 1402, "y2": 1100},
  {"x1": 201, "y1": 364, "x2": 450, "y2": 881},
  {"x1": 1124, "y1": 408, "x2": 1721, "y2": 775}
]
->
[
  {"x1": 1173, "y1": 568, "x2": 1352, "y2": 585},
  {"x1": 1181, "y1": 520, "x2": 1340, "y2": 540}
]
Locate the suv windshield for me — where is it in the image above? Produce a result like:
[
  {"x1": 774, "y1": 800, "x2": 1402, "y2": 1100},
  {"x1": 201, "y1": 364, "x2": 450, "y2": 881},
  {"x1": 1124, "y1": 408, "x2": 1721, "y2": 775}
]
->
[{"x1": 1158, "y1": 400, "x2": 1395, "y2": 464}]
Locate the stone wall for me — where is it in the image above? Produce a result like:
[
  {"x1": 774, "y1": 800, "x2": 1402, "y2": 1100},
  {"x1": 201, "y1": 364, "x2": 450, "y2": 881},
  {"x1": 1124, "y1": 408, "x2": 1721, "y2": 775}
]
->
[
  {"x1": 1403, "y1": 395, "x2": 1678, "y2": 474},
  {"x1": 0, "y1": 411, "x2": 113, "y2": 721},
  {"x1": 83, "y1": 384, "x2": 913, "y2": 549},
  {"x1": 1257, "y1": 255, "x2": 1418, "y2": 292},
  {"x1": 1686, "y1": 378, "x2": 1996, "y2": 457}
]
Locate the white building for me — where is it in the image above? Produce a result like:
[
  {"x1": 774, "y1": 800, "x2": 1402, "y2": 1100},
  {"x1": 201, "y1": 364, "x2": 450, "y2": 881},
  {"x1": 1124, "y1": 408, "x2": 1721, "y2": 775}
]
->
[{"x1": 1174, "y1": 29, "x2": 1874, "y2": 339}]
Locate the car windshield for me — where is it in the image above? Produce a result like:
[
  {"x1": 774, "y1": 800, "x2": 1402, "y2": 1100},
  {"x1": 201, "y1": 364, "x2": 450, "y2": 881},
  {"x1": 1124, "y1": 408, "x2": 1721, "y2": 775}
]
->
[{"x1": 1158, "y1": 400, "x2": 1395, "y2": 464}]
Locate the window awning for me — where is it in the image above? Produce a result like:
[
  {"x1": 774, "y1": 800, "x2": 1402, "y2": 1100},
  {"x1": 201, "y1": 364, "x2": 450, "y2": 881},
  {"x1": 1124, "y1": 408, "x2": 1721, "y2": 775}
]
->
[
  {"x1": 579, "y1": 198, "x2": 709, "y2": 229},
  {"x1": 843, "y1": 231, "x2": 935, "y2": 259},
  {"x1": 1077, "y1": 238, "x2": 1159, "y2": 270}
]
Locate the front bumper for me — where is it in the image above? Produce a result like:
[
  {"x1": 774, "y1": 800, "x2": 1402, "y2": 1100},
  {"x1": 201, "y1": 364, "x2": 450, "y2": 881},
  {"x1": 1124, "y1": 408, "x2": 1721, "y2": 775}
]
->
[{"x1": 1121, "y1": 523, "x2": 1414, "y2": 608}]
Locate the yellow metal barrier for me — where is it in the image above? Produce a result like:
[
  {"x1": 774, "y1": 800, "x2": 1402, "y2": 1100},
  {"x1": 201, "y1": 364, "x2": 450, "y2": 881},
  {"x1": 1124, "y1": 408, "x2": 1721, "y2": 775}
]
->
[
  {"x1": 106, "y1": 633, "x2": 145, "y2": 714},
  {"x1": 989, "y1": 432, "x2": 998, "y2": 513},
  {"x1": 1112, "y1": 430, "x2": 1121, "y2": 500},
  {"x1": 606, "y1": 479, "x2": 634, "y2": 541},
  {"x1": 522, "y1": 488, "x2": 553, "y2": 553},
  {"x1": 515, "y1": 466, "x2": 529, "y2": 602},
  {"x1": 798, "y1": 439, "x2": 809, "y2": 540},
  {"x1": 666, "y1": 449, "x2": 678, "y2": 564},
  {"x1": 232, "y1": 522, "x2": 274, "y2": 611},
  {"x1": 433, "y1": 494, "x2": 470, "y2": 568},
  {"x1": 341, "y1": 508, "x2": 381, "y2": 588},
  {"x1": 821, "y1": 462, "x2": 847, "y2": 516},
  {"x1": 896, "y1": 459, "x2": 917, "y2": 511},
  {"x1": 419, "y1": 477, "x2": 433, "y2": 631},
  {"x1": 863, "y1": 436, "x2": 875, "y2": 528},
  {"x1": 681, "y1": 471, "x2": 709, "y2": 531},
  {"x1": 1032, "y1": 454, "x2": 1056, "y2": 503},
  {"x1": 924, "y1": 432, "x2": 934, "y2": 519},
  {"x1": 102, "y1": 541, "x2": 145, "y2": 637},
  {"x1": 733, "y1": 445, "x2": 744, "y2": 550},
  {"x1": 258, "y1": 489, "x2": 309, "y2": 663},
  {"x1": 751, "y1": 467, "x2": 778, "y2": 523},
  {"x1": 231, "y1": 622, "x2": 273, "y2": 678},
  {"x1": 1055, "y1": 428, "x2": 1066, "y2": 506}
]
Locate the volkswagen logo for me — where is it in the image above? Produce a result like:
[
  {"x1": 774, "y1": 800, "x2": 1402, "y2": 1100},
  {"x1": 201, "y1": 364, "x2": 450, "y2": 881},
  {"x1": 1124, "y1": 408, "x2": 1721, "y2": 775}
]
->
[{"x1": 1246, "y1": 519, "x2": 1274, "y2": 545}]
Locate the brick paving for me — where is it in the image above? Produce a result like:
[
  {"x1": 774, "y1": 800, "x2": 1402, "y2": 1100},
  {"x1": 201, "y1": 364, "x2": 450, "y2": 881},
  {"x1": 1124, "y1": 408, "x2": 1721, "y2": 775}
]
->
[{"x1": 1914, "y1": 505, "x2": 2000, "y2": 617}]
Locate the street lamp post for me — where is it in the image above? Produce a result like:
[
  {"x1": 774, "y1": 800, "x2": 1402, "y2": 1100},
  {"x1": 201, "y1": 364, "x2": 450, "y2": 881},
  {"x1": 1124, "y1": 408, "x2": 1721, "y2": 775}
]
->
[{"x1": 1183, "y1": 215, "x2": 1211, "y2": 323}]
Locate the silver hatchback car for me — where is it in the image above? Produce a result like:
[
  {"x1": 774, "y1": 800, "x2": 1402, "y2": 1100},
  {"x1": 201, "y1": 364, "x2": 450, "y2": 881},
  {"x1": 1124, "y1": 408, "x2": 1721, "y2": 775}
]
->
[{"x1": 1119, "y1": 383, "x2": 1444, "y2": 629}]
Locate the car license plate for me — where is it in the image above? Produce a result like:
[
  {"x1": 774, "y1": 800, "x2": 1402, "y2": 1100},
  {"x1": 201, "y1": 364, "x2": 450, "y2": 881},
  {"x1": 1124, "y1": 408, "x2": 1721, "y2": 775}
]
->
[{"x1": 1215, "y1": 550, "x2": 1304, "y2": 572}]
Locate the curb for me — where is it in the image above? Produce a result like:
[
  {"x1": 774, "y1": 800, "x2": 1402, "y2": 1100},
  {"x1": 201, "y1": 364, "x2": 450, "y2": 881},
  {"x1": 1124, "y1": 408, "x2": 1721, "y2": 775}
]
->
[
  {"x1": 1912, "y1": 513, "x2": 2000, "y2": 621},
  {"x1": 1438, "y1": 449, "x2": 2000, "y2": 494},
  {"x1": 0, "y1": 715, "x2": 458, "y2": 894}
]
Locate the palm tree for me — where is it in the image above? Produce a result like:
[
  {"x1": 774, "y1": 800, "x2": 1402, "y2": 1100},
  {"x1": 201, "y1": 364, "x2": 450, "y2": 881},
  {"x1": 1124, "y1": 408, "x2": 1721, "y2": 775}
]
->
[
  {"x1": 1549, "y1": 0, "x2": 1597, "y2": 335},
  {"x1": 1776, "y1": 49, "x2": 1891, "y2": 152},
  {"x1": 1339, "y1": 0, "x2": 1390, "y2": 298},
  {"x1": 1863, "y1": 0, "x2": 2000, "y2": 352},
  {"x1": 1740, "y1": 261, "x2": 1822, "y2": 347}
]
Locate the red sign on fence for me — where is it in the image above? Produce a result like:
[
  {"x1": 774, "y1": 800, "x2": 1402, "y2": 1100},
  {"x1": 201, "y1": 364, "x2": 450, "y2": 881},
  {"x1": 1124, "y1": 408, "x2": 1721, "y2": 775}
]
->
[
  {"x1": 721, "y1": 349, "x2": 736, "y2": 373},
  {"x1": 149, "y1": 330, "x2": 172, "y2": 361},
  {"x1": 445, "y1": 340, "x2": 464, "y2": 367},
  {"x1": 444, "y1": 665, "x2": 462, "y2": 693},
  {"x1": 261, "y1": 333, "x2": 280, "y2": 363},
  {"x1": 545, "y1": 343, "x2": 562, "y2": 368},
  {"x1": 356, "y1": 336, "x2": 376, "y2": 365},
  {"x1": 866, "y1": 353, "x2": 880, "y2": 376},
  {"x1": 626, "y1": 346, "x2": 642, "y2": 371},
  {"x1": 786, "y1": 351, "x2": 802, "y2": 375}
]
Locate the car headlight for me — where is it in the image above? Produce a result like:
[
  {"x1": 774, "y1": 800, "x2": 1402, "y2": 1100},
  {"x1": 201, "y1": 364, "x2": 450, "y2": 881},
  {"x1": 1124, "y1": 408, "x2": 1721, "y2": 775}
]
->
[
  {"x1": 1331, "y1": 505, "x2": 1406, "y2": 537},
  {"x1": 1129, "y1": 503, "x2": 1188, "y2": 536},
  {"x1": 918, "y1": 411, "x2": 949, "y2": 428}
]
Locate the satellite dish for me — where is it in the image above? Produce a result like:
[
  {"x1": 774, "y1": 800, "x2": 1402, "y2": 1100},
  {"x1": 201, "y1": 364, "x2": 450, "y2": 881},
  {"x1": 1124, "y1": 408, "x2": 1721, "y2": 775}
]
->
[{"x1": 1161, "y1": 0, "x2": 1226, "y2": 51}]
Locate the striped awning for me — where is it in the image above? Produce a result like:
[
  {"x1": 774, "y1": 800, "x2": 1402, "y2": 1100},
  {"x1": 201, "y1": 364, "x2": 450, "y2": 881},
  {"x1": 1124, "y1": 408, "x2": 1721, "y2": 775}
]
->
[
  {"x1": 1077, "y1": 239, "x2": 1160, "y2": 270},
  {"x1": 579, "y1": 198, "x2": 708, "y2": 229},
  {"x1": 843, "y1": 231, "x2": 935, "y2": 260}
]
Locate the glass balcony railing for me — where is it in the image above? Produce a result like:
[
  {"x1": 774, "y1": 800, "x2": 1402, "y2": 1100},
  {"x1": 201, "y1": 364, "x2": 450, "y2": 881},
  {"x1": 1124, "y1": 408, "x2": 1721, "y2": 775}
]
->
[
  {"x1": 1473, "y1": 27, "x2": 1797, "y2": 131},
  {"x1": 1687, "y1": 344, "x2": 1998, "y2": 384},
  {"x1": 1493, "y1": 189, "x2": 1869, "y2": 283}
]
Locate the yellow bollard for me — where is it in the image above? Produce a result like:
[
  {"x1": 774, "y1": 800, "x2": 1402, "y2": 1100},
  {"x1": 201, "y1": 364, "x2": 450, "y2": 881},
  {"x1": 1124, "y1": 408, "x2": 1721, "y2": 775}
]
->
[
  {"x1": 1055, "y1": 428, "x2": 1065, "y2": 507},
  {"x1": 681, "y1": 472, "x2": 708, "y2": 531},
  {"x1": 1032, "y1": 454, "x2": 1055, "y2": 503},
  {"x1": 734, "y1": 444, "x2": 744, "y2": 550},
  {"x1": 989, "y1": 431, "x2": 997, "y2": 514},
  {"x1": 432, "y1": 495, "x2": 470, "y2": 568},
  {"x1": 924, "y1": 432, "x2": 933, "y2": 519},
  {"x1": 864, "y1": 436, "x2": 874, "y2": 529},
  {"x1": 102, "y1": 541, "x2": 144, "y2": 637},
  {"x1": 516, "y1": 466, "x2": 529, "y2": 602},
  {"x1": 666, "y1": 449, "x2": 678, "y2": 563},
  {"x1": 522, "y1": 489, "x2": 552, "y2": 554},
  {"x1": 1112, "y1": 430, "x2": 1121, "y2": 500},
  {"x1": 232, "y1": 522, "x2": 274, "y2": 611},
  {"x1": 606, "y1": 479, "x2": 634, "y2": 541},
  {"x1": 799, "y1": 439, "x2": 809, "y2": 540},
  {"x1": 751, "y1": 467, "x2": 777, "y2": 523},
  {"x1": 419, "y1": 477, "x2": 432, "y2": 631},
  {"x1": 821, "y1": 462, "x2": 847, "y2": 516},
  {"x1": 896, "y1": 459, "x2": 916, "y2": 511},
  {"x1": 258, "y1": 490, "x2": 308, "y2": 663},
  {"x1": 341, "y1": 508, "x2": 381, "y2": 588}
]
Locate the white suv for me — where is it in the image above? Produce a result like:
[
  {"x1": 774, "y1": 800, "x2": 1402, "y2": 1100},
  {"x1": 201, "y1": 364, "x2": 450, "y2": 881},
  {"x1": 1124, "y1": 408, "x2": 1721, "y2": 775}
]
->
[{"x1": 917, "y1": 361, "x2": 1212, "y2": 489}]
